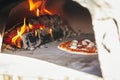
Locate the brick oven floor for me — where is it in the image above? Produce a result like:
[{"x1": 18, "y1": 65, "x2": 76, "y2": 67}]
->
[{"x1": 2, "y1": 34, "x2": 102, "y2": 77}]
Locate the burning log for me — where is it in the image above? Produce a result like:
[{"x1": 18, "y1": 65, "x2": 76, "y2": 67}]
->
[
  {"x1": 3, "y1": 14, "x2": 75, "y2": 50},
  {"x1": 22, "y1": 30, "x2": 40, "y2": 50}
]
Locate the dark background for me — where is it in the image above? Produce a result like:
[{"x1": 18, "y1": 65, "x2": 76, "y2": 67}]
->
[{"x1": 0, "y1": 0, "x2": 23, "y2": 34}]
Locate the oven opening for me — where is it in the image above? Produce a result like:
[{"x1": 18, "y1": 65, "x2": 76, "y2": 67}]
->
[{"x1": 0, "y1": 0, "x2": 102, "y2": 79}]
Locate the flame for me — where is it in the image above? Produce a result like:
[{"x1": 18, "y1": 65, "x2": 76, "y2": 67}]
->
[
  {"x1": 28, "y1": 0, "x2": 52, "y2": 16},
  {"x1": 11, "y1": 0, "x2": 53, "y2": 48},
  {"x1": 29, "y1": 0, "x2": 41, "y2": 11},
  {"x1": 39, "y1": 25, "x2": 45, "y2": 30},
  {"x1": 43, "y1": 9, "x2": 52, "y2": 15},
  {"x1": 12, "y1": 18, "x2": 27, "y2": 48},
  {"x1": 49, "y1": 28, "x2": 53, "y2": 38},
  {"x1": 11, "y1": 18, "x2": 49, "y2": 48},
  {"x1": 37, "y1": 8, "x2": 40, "y2": 16},
  {"x1": 34, "y1": 30, "x2": 38, "y2": 36},
  {"x1": 29, "y1": 23, "x2": 33, "y2": 29}
]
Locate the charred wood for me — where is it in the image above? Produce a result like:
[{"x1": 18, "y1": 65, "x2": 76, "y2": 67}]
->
[{"x1": 3, "y1": 14, "x2": 76, "y2": 50}]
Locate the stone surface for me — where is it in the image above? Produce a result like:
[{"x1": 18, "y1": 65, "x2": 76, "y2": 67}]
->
[
  {"x1": 2, "y1": 34, "x2": 102, "y2": 77},
  {"x1": 0, "y1": 53, "x2": 103, "y2": 80}
]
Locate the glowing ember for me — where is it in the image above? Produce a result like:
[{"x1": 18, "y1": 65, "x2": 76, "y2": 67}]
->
[
  {"x1": 37, "y1": 8, "x2": 40, "y2": 16},
  {"x1": 49, "y1": 28, "x2": 53, "y2": 38},
  {"x1": 28, "y1": 23, "x2": 33, "y2": 29},
  {"x1": 34, "y1": 30, "x2": 38, "y2": 37},
  {"x1": 28, "y1": 0, "x2": 52, "y2": 16},
  {"x1": 43, "y1": 9, "x2": 52, "y2": 15},
  {"x1": 39, "y1": 25, "x2": 45, "y2": 30}
]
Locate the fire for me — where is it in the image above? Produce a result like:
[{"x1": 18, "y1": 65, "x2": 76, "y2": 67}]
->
[
  {"x1": 12, "y1": 18, "x2": 27, "y2": 48},
  {"x1": 11, "y1": 0, "x2": 53, "y2": 48},
  {"x1": 36, "y1": 8, "x2": 40, "y2": 16},
  {"x1": 11, "y1": 17, "x2": 51, "y2": 48},
  {"x1": 28, "y1": 23, "x2": 33, "y2": 29},
  {"x1": 43, "y1": 9, "x2": 52, "y2": 15},
  {"x1": 28, "y1": 0, "x2": 41, "y2": 11},
  {"x1": 28, "y1": 0, "x2": 52, "y2": 16},
  {"x1": 49, "y1": 28, "x2": 53, "y2": 38},
  {"x1": 39, "y1": 25, "x2": 45, "y2": 30}
]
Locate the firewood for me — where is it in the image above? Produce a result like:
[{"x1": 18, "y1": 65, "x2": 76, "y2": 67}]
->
[{"x1": 3, "y1": 14, "x2": 76, "y2": 50}]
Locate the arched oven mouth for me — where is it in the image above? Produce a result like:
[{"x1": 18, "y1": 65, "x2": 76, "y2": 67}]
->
[{"x1": 0, "y1": 0, "x2": 102, "y2": 78}]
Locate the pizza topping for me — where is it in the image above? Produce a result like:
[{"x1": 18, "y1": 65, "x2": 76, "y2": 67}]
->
[
  {"x1": 81, "y1": 39, "x2": 91, "y2": 46},
  {"x1": 70, "y1": 40, "x2": 78, "y2": 49},
  {"x1": 87, "y1": 42, "x2": 95, "y2": 48},
  {"x1": 81, "y1": 39, "x2": 96, "y2": 48},
  {"x1": 58, "y1": 39, "x2": 97, "y2": 54}
]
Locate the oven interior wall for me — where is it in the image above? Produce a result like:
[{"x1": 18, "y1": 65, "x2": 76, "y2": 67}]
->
[{"x1": 5, "y1": 0, "x2": 93, "y2": 34}]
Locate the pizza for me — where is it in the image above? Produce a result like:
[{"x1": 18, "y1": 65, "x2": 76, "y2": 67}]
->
[{"x1": 58, "y1": 39, "x2": 98, "y2": 55}]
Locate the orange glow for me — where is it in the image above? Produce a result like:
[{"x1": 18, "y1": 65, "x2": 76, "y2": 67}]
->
[
  {"x1": 11, "y1": 18, "x2": 48, "y2": 48},
  {"x1": 39, "y1": 25, "x2": 45, "y2": 30},
  {"x1": 29, "y1": 23, "x2": 33, "y2": 29},
  {"x1": 49, "y1": 28, "x2": 53, "y2": 38},
  {"x1": 34, "y1": 30, "x2": 38, "y2": 36},
  {"x1": 12, "y1": 18, "x2": 27, "y2": 48},
  {"x1": 28, "y1": 0, "x2": 52, "y2": 16},
  {"x1": 28, "y1": 0, "x2": 41, "y2": 11},
  {"x1": 44, "y1": 9, "x2": 52, "y2": 15},
  {"x1": 37, "y1": 8, "x2": 40, "y2": 16},
  {"x1": 11, "y1": 0, "x2": 53, "y2": 48}
]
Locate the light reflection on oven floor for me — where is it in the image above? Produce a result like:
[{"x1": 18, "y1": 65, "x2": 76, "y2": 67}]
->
[{"x1": 2, "y1": 34, "x2": 102, "y2": 77}]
